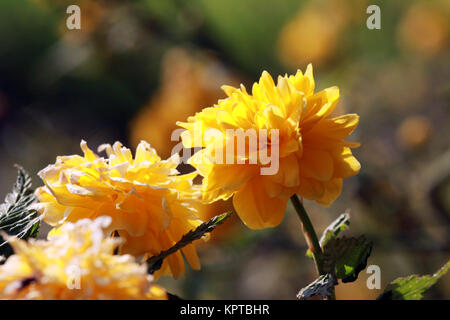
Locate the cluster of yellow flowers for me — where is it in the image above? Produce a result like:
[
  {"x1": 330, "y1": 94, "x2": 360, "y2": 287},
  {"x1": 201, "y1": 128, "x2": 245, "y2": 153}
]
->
[
  {"x1": 35, "y1": 140, "x2": 203, "y2": 279},
  {"x1": 0, "y1": 65, "x2": 360, "y2": 299},
  {"x1": 0, "y1": 217, "x2": 166, "y2": 300}
]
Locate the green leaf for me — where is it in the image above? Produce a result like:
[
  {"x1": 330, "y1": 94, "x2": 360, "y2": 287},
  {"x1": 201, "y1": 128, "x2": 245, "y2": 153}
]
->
[
  {"x1": 319, "y1": 212, "x2": 351, "y2": 247},
  {"x1": 297, "y1": 273, "x2": 337, "y2": 300},
  {"x1": 147, "y1": 211, "x2": 232, "y2": 274},
  {"x1": 323, "y1": 235, "x2": 373, "y2": 283},
  {"x1": 306, "y1": 212, "x2": 350, "y2": 258},
  {"x1": 377, "y1": 261, "x2": 450, "y2": 300},
  {"x1": 0, "y1": 165, "x2": 41, "y2": 259}
]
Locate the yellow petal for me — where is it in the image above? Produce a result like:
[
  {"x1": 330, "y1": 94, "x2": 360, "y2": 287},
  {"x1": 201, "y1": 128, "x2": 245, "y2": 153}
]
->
[
  {"x1": 305, "y1": 114, "x2": 359, "y2": 143},
  {"x1": 288, "y1": 64, "x2": 315, "y2": 96},
  {"x1": 302, "y1": 86, "x2": 339, "y2": 130},
  {"x1": 80, "y1": 140, "x2": 98, "y2": 162},
  {"x1": 332, "y1": 147, "x2": 361, "y2": 178},
  {"x1": 299, "y1": 147, "x2": 334, "y2": 181},
  {"x1": 181, "y1": 244, "x2": 201, "y2": 270},
  {"x1": 297, "y1": 176, "x2": 325, "y2": 200},
  {"x1": 316, "y1": 178, "x2": 343, "y2": 206},
  {"x1": 233, "y1": 178, "x2": 288, "y2": 229},
  {"x1": 201, "y1": 163, "x2": 258, "y2": 203},
  {"x1": 271, "y1": 153, "x2": 300, "y2": 187}
]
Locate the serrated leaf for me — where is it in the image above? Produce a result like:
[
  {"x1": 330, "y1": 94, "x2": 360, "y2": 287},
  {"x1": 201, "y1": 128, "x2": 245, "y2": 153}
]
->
[
  {"x1": 322, "y1": 235, "x2": 372, "y2": 283},
  {"x1": 377, "y1": 261, "x2": 450, "y2": 300},
  {"x1": 147, "y1": 211, "x2": 232, "y2": 274},
  {"x1": 297, "y1": 273, "x2": 337, "y2": 300},
  {"x1": 307, "y1": 212, "x2": 350, "y2": 258},
  {"x1": 0, "y1": 165, "x2": 41, "y2": 259}
]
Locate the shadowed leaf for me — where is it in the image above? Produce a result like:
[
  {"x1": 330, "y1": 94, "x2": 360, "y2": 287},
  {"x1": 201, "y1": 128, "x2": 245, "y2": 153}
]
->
[
  {"x1": 307, "y1": 212, "x2": 350, "y2": 258},
  {"x1": 323, "y1": 235, "x2": 372, "y2": 283},
  {"x1": 297, "y1": 273, "x2": 337, "y2": 300},
  {"x1": 147, "y1": 211, "x2": 232, "y2": 274}
]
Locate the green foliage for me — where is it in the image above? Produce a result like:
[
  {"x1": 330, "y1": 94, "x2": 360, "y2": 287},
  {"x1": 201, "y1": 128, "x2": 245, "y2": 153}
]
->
[
  {"x1": 0, "y1": 165, "x2": 41, "y2": 259},
  {"x1": 298, "y1": 212, "x2": 372, "y2": 299},
  {"x1": 319, "y1": 212, "x2": 350, "y2": 247},
  {"x1": 378, "y1": 261, "x2": 450, "y2": 300},
  {"x1": 297, "y1": 273, "x2": 337, "y2": 300},
  {"x1": 192, "y1": 0, "x2": 302, "y2": 76},
  {"x1": 147, "y1": 212, "x2": 232, "y2": 274},
  {"x1": 301, "y1": 213, "x2": 371, "y2": 299},
  {"x1": 307, "y1": 212, "x2": 350, "y2": 258},
  {"x1": 323, "y1": 236, "x2": 373, "y2": 283}
]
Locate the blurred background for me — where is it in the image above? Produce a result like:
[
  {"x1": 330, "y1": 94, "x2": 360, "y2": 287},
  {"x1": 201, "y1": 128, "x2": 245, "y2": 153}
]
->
[{"x1": 0, "y1": 0, "x2": 449, "y2": 299}]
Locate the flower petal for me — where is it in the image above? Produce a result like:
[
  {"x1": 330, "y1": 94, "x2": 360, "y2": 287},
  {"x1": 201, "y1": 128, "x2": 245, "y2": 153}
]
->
[
  {"x1": 316, "y1": 178, "x2": 343, "y2": 206},
  {"x1": 299, "y1": 147, "x2": 334, "y2": 181},
  {"x1": 233, "y1": 178, "x2": 287, "y2": 229},
  {"x1": 332, "y1": 147, "x2": 361, "y2": 178}
]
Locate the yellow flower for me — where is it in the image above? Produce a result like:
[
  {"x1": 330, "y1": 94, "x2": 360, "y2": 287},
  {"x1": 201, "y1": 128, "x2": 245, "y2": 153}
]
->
[
  {"x1": 35, "y1": 140, "x2": 203, "y2": 279},
  {"x1": 177, "y1": 65, "x2": 360, "y2": 230},
  {"x1": 0, "y1": 217, "x2": 167, "y2": 300}
]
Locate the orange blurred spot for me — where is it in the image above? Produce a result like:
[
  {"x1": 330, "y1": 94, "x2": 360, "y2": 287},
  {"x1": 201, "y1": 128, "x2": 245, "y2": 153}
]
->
[
  {"x1": 130, "y1": 47, "x2": 240, "y2": 158},
  {"x1": 277, "y1": 0, "x2": 352, "y2": 67},
  {"x1": 397, "y1": 3, "x2": 449, "y2": 57},
  {"x1": 396, "y1": 115, "x2": 432, "y2": 149}
]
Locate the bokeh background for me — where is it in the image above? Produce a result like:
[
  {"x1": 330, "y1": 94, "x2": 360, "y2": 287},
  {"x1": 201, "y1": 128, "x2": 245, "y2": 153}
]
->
[{"x1": 0, "y1": 0, "x2": 449, "y2": 299}]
